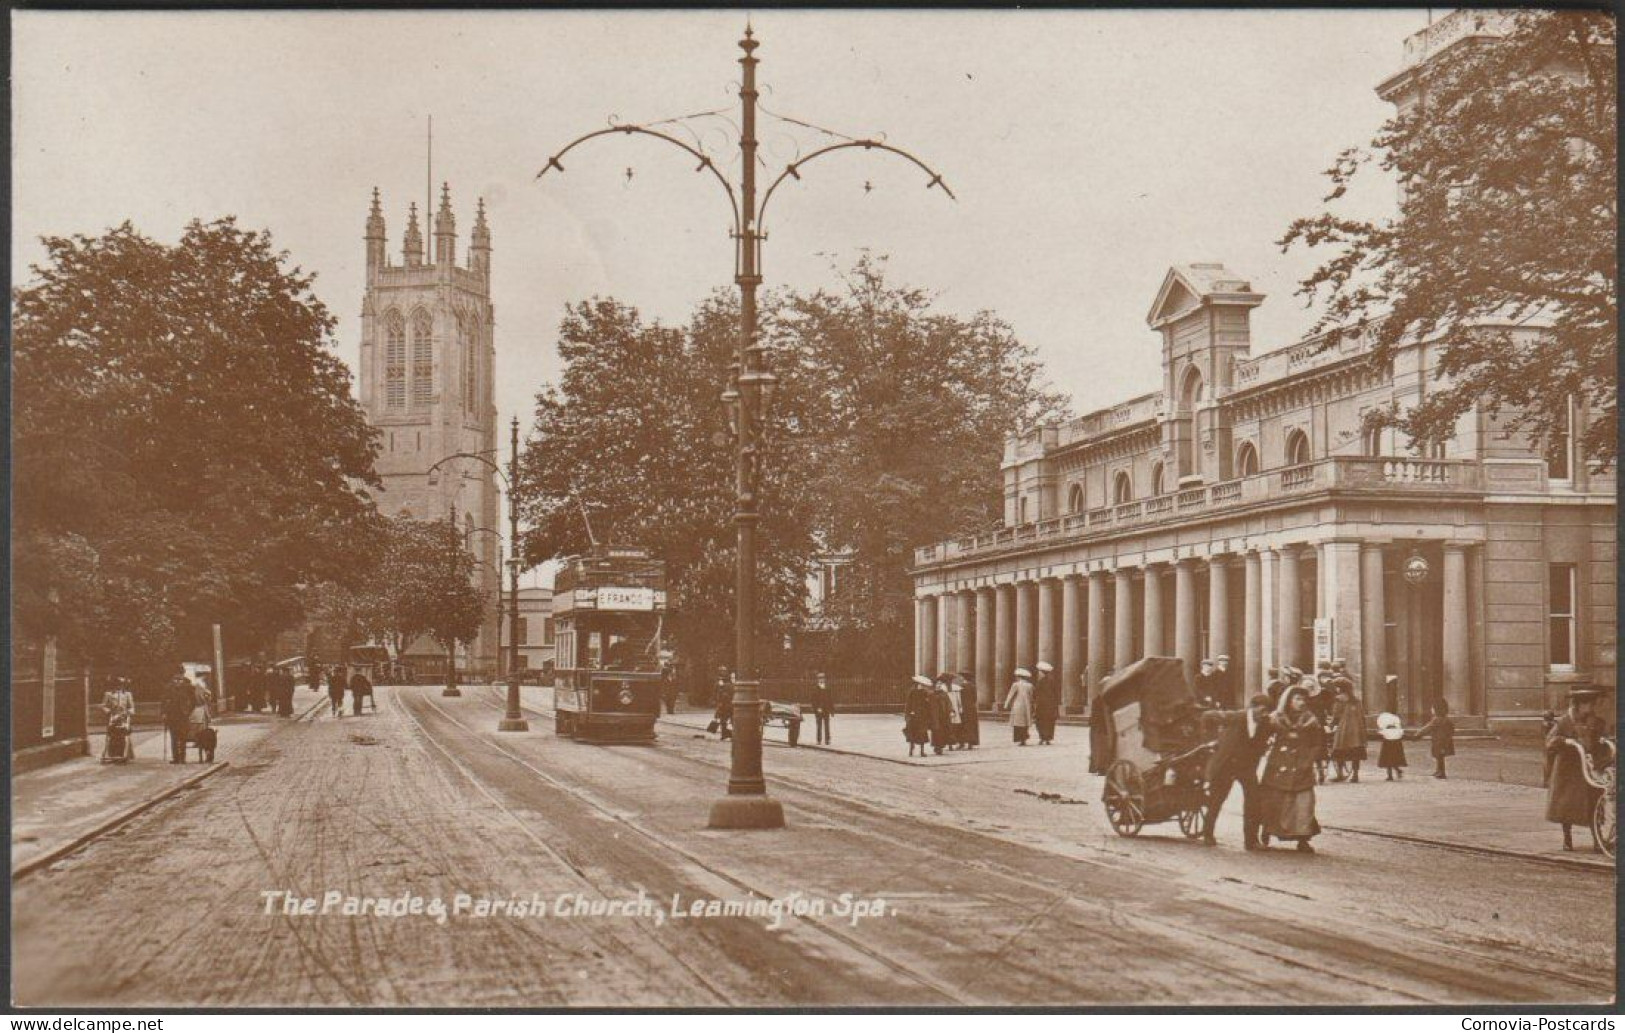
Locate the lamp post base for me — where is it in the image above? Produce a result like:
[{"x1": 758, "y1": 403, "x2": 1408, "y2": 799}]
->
[
  {"x1": 442, "y1": 687, "x2": 462, "y2": 698},
  {"x1": 707, "y1": 794, "x2": 785, "y2": 829},
  {"x1": 498, "y1": 717, "x2": 530, "y2": 732}
]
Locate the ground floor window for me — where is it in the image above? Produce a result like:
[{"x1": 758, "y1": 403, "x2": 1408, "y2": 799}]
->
[{"x1": 1548, "y1": 563, "x2": 1577, "y2": 669}]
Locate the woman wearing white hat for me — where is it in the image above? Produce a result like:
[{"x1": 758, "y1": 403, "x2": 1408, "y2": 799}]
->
[
  {"x1": 1376, "y1": 712, "x2": 1407, "y2": 780},
  {"x1": 904, "y1": 676, "x2": 935, "y2": 758},
  {"x1": 1005, "y1": 668, "x2": 1035, "y2": 746}
]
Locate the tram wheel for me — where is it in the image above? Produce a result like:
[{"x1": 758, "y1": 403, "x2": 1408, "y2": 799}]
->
[{"x1": 1103, "y1": 760, "x2": 1145, "y2": 838}]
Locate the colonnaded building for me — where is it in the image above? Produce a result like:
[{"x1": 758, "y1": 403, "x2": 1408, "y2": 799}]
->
[
  {"x1": 909, "y1": 262, "x2": 1614, "y2": 733},
  {"x1": 909, "y1": 10, "x2": 1615, "y2": 735}
]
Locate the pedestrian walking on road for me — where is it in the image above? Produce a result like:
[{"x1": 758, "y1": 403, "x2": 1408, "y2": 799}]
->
[
  {"x1": 710, "y1": 668, "x2": 733, "y2": 740},
  {"x1": 928, "y1": 675, "x2": 954, "y2": 755},
  {"x1": 327, "y1": 666, "x2": 347, "y2": 718},
  {"x1": 1412, "y1": 699, "x2": 1455, "y2": 779},
  {"x1": 275, "y1": 666, "x2": 295, "y2": 717},
  {"x1": 163, "y1": 671, "x2": 195, "y2": 764},
  {"x1": 660, "y1": 666, "x2": 678, "y2": 716},
  {"x1": 1033, "y1": 661, "x2": 1059, "y2": 745},
  {"x1": 955, "y1": 673, "x2": 980, "y2": 749},
  {"x1": 811, "y1": 672, "x2": 834, "y2": 746},
  {"x1": 904, "y1": 676, "x2": 934, "y2": 757},
  {"x1": 1005, "y1": 668, "x2": 1035, "y2": 746},
  {"x1": 101, "y1": 677, "x2": 137, "y2": 764},
  {"x1": 938, "y1": 674, "x2": 965, "y2": 751},
  {"x1": 1257, "y1": 684, "x2": 1323, "y2": 853},
  {"x1": 1213, "y1": 655, "x2": 1235, "y2": 708},
  {"x1": 1544, "y1": 688, "x2": 1605, "y2": 851},
  {"x1": 350, "y1": 668, "x2": 374, "y2": 715},
  {"x1": 1376, "y1": 712, "x2": 1407, "y2": 779},
  {"x1": 1200, "y1": 693, "x2": 1273, "y2": 849}
]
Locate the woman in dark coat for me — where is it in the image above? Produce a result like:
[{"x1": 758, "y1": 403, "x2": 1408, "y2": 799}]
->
[
  {"x1": 1257, "y1": 684, "x2": 1324, "y2": 853},
  {"x1": 954, "y1": 673, "x2": 981, "y2": 748},
  {"x1": 1412, "y1": 699, "x2": 1456, "y2": 778},
  {"x1": 1033, "y1": 661, "x2": 1060, "y2": 745},
  {"x1": 904, "y1": 676, "x2": 935, "y2": 757},
  {"x1": 327, "y1": 666, "x2": 347, "y2": 718},
  {"x1": 928, "y1": 675, "x2": 954, "y2": 755},
  {"x1": 1329, "y1": 682, "x2": 1367, "y2": 782},
  {"x1": 1545, "y1": 689, "x2": 1607, "y2": 851}
]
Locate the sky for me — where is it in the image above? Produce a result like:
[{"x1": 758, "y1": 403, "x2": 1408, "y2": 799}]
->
[{"x1": 13, "y1": 9, "x2": 1428, "y2": 578}]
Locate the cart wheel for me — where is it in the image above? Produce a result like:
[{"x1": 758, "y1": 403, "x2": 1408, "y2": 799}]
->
[
  {"x1": 1179, "y1": 805, "x2": 1207, "y2": 840},
  {"x1": 1593, "y1": 786, "x2": 1615, "y2": 860},
  {"x1": 1103, "y1": 760, "x2": 1145, "y2": 837}
]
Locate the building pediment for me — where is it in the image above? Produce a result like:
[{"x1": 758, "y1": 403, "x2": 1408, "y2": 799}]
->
[{"x1": 1146, "y1": 263, "x2": 1264, "y2": 329}]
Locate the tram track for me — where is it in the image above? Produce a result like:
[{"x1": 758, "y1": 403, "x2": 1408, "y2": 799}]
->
[{"x1": 475, "y1": 685, "x2": 1613, "y2": 1003}]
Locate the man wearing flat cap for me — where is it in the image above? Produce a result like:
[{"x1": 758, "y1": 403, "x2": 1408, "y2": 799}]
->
[{"x1": 1545, "y1": 687, "x2": 1609, "y2": 851}]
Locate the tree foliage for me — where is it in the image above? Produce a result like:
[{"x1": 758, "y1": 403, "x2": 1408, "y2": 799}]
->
[
  {"x1": 517, "y1": 257, "x2": 1066, "y2": 682},
  {"x1": 1280, "y1": 10, "x2": 1616, "y2": 467},
  {"x1": 12, "y1": 219, "x2": 382, "y2": 668}
]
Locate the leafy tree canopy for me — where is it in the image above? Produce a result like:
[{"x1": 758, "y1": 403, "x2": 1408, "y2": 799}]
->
[
  {"x1": 1280, "y1": 9, "x2": 1616, "y2": 467},
  {"x1": 13, "y1": 219, "x2": 382, "y2": 668}
]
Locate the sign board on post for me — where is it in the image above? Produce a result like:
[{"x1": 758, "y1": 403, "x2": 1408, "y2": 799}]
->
[
  {"x1": 597, "y1": 587, "x2": 655, "y2": 612},
  {"x1": 41, "y1": 637, "x2": 57, "y2": 740},
  {"x1": 1313, "y1": 617, "x2": 1334, "y2": 668}
]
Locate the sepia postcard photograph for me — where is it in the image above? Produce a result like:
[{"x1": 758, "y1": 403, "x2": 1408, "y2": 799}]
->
[{"x1": 7, "y1": 4, "x2": 1619, "y2": 1015}]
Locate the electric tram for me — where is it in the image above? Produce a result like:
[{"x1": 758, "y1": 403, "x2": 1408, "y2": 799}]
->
[{"x1": 552, "y1": 546, "x2": 667, "y2": 743}]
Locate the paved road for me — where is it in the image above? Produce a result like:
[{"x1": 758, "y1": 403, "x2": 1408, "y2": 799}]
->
[{"x1": 13, "y1": 686, "x2": 1615, "y2": 1007}]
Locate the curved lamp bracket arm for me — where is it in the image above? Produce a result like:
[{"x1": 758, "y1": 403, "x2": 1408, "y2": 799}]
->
[
  {"x1": 427, "y1": 451, "x2": 510, "y2": 489},
  {"x1": 757, "y1": 138, "x2": 955, "y2": 234},
  {"x1": 537, "y1": 125, "x2": 742, "y2": 236}
]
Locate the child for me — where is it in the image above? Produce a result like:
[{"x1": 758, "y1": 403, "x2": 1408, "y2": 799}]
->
[
  {"x1": 1376, "y1": 712, "x2": 1406, "y2": 780},
  {"x1": 1412, "y1": 699, "x2": 1455, "y2": 779}
]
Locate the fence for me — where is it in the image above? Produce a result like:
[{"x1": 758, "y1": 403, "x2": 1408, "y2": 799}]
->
[{"x1": 12, "y1": 642, "x2": 90, "y2": 755}]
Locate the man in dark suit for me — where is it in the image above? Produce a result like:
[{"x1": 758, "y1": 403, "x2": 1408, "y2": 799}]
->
[
  {"x1": 1201, "y1": 693, "x2": 1274, "y2": 849},
  {"x1": 163, "y1": 671, "x2": 196, "y2": 764}
]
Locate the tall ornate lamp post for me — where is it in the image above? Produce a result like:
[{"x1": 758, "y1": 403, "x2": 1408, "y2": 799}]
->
[
  {"x1": 538, "y1": 24, "x2": 951, "y2": 829},
  {"x1": 426, "y1": 417, "x2": 529, "y2": 731}
]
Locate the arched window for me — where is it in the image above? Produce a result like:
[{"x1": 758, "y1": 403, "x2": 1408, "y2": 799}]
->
[
  {"x1": 384, "y1": 312, "x2": 406, "y2": 409},
  {"x1": 1113, "y1": 471, "x2": 1133, "y2": 504},
  {"x1": 1362, "y1": 425, "x2": 1383, "y2": 457},
  {"x1": 1235, "y1": 442, "x2": 1260, "y2": 477},
  {"x1": 458, "y1": 312, "x2": 476, "y2": 414},
  {"x1": 1180, "y1": 365, "x2": 1205, "y2": 410},
  {"x1": 411, "y1": 309, "x2": 435, "y2": 407},
  {"x1": 1285, "y1": 429, "x2": 1311, "y2": 466},
  {"x1": 1150, "y1": 462, "x2": 1165, "y2": 497},
  {"x1": 1067, "y1": 483, "x2": 1085, "y2": 514}
]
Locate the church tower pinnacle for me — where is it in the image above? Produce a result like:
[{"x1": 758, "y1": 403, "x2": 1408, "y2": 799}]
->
[
  {"x1": 434, "y1": 182, "x2": 457, "y2": 269},
  {"x1": 403, "y1": 202, "x2": 424, "y2": 267},
  {"x1": 365, "y1": 187, "x2": 387, "y2": 275},
  {"x1": 470, "y1": 197, "x2": 491, "y2": 280}
]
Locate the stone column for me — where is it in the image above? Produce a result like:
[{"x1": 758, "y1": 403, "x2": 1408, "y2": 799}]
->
[
  {"x1": 994, "y1": 584, "x2": 1016, "y2": 703},
  {"x1": 1243, "y1": 550, "x2": 1263, "y2": 696},
  {"x1": 1061, "y1": 575, "x2": 1084, "y2": 713},
  {"x1": 1277, "y1": 546, "x2": 1301, "y2": 670},
  {"x1": 1259, "y1": 548, "x2": 1277, "y2": 675},
  {"x1": 1209, "y1": 556, "x2": 1231, "y2": 662},
  {"x1": 955, "y1": 589, "x2": 975, "y2": 679},
  {"x1": 1086, "y1": 571, "x2": 1108, "y2": 697},
  {"x1": 974, "y1": 586, "x2": 996, "y2": 708},
  {"x1": 1143, "y1": 565, "x2": 1165, "y2": 659},
  {"x1": 1015, "y1": 580, "x2": 1038, "y2": 673},
  {"x1": 1323, "y1": 539, "x2": 1364, "y2": 690},
  {"x1": 1174, "y1": 559, "x2": 1199, "y2": 685},
  {"x1": 918, "y1": 595, "x2": 938, "y2": 677},
  {"x1": 1113, "y1": 568, "x2": 1134, "y2": 674},
  {"x1": 1037, "y1": 578, "x2": 1061, "y2": 678},
  {"x1": 937, "y1": 592, "x2": 956, "y2": 678},
  {"x1": 1361, "y1": 543, "x2": 1387, "y2": 706},
  {"x1": 1442, "y1": 543, "x2": 1471, "y2": 716}
]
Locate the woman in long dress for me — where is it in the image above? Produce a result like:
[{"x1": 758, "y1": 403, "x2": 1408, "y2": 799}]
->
[
  {"x1": 954, "y1": 673, "x2": 981, "y2": 749},
  {"x1": 1004, "y1": 668, "x2": 1035, "y2": 746},
  {"x1": 1545, "y1": 688, "x2": 1607, "y2": 851},
  {"x1": 1257, "y1": 683, "x2": 1324, "y2": 853},
  {"x1": 1329, "y1": 682, "x2": 1368, "y2": 783},
  {"x1": 904, "y1": 676, "x2": 935, "y2": 757}
]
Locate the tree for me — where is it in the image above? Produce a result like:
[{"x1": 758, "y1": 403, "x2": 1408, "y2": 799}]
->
[
  {"x1": 780, "y1": 255, "x2": 1069, "y2": 676},
  {"x1": 517, "y1": 257, "x2": 1066, "y2": 684},
  {"x1": 12, "y1": 219, "x2": 382, "y2": 670},
  {"x1": 1280, "y1": 9, "x2": 1617, "y2": 467},
  {"x1": 515, "y1": 295, "x2": 818, "y2": 687},
  {"x1": 319, "y1": 516, "x2": 486, "y2": 659}
]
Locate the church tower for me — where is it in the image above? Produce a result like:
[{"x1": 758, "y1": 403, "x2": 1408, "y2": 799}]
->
[{"x1": 359, "y1": 183, "x2": 500, "y2": 675}]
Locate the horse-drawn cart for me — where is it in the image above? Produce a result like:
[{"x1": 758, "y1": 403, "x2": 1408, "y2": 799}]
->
[{"x1": 1095, "y1": 658, "x2": 1216, "y2": 839}]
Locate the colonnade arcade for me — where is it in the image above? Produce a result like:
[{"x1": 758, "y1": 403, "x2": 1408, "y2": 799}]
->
[{"x1": 915, "y1": 535, "x2": 1480, "y2": 723}]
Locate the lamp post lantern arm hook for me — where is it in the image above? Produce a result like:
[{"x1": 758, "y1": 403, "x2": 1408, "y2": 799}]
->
[
  {"x1": 756, "y1": 137, "x2": 955, "y2": 235},
  {"x1": 536, "y1": 125, "x2": 743, "y2": 238},
  {"x1": 426, "y1": 450, "x2": 511, "y2": 489}
]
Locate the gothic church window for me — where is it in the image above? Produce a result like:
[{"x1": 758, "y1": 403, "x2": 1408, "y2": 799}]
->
[
  {"x1": 1284, "y1": 429, "x2": 1311, "y2": 467},
  {"x1": 385, "y1": 312, "x2": 406, "y2": 409},
  {"x1": 459, "y1": 313, "x2": 476, "y2": 415},
  {"x1": 1113, "y1": 471, "x2": 1133, "y2": 504},
  {"x1": 1236, "y1": 442, "x2": 1260, "y2": 477},
  {"x1": 411, "y1": 310, "x2": 435, "y2": 407},
  {"x1": 1067, "y1": 483, "x2": 1085, "y2": 514}
]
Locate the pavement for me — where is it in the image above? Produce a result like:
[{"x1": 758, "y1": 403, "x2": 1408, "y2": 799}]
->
[
  {"x1": 12, "y1": 683, "x2": 1613, "y2": 1006},
  {"x1": 11, "y1": 689, "x2": 327, "y2": 876},
  {"x1": 656, "y1": 703, "x2": 1613, "y2": 872}
]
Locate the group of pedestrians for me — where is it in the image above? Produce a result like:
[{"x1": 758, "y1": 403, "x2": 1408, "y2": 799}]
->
[
  {"x1": 1002, "y1": 662, "x2": 1060, "y2": 746},
  {"x1": 243, "y1": 665, "x2": 299, "y2": 717},
  {"x1": 161, "y1": 668, "x2": 217, "y2": 764},
  {"x1": 904, "y1": 672, "x2": 980, "y2": 756},
  {"x1": 314, "y1": 664, "x2": 375, "y2": 718}
]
